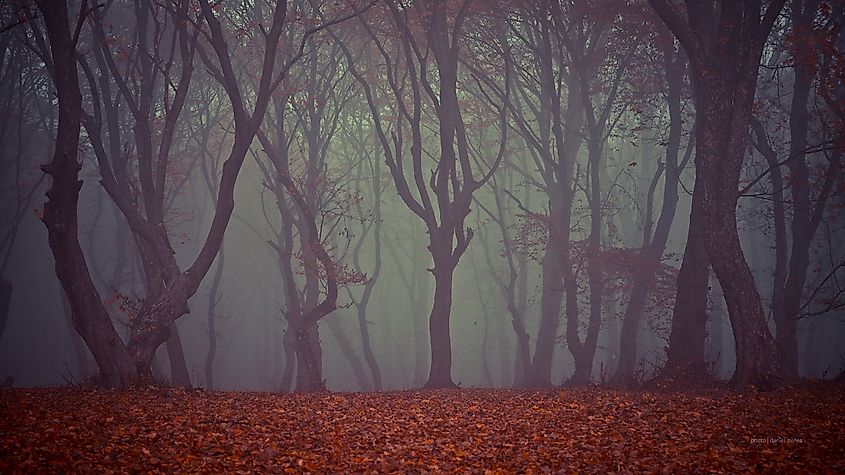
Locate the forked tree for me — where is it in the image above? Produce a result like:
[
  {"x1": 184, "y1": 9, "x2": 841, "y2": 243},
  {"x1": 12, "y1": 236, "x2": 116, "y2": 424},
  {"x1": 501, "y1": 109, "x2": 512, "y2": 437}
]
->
[
  {"x1": 333, "y1": 0, "x2": 511, "y2": 387},
  {"x1": 649, "y1": 0, "x2": 787, "y2": 388},
  {"x1": 34, "y1": 0, "x2": 366, "y2": 387}
]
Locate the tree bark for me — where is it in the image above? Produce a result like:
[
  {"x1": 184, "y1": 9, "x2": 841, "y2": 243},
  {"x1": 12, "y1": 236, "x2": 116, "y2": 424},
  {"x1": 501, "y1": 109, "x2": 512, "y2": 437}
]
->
[
  {"x1": 356, "y1": 303, "x2": 381, "y2": 391},
  {"x1": 204, "y1": 248, "x2": 224, "y2": 390},
  {"x1": 165, "y1": 325, "x2": 191, "y2": 388},
  {"x1": 775, "y1": 0, "x2": 834, "y2": 378},
  {"x1": 294, "y1": 323, "x2": 324, "y2": 391},
  {"x1": 649, "y1": 0, "x2": 786, "y2": 389},
  {"x1": 335, "y1": 2, "x2": 508, "y2": 390},
  {"x1": 278, "y1": 326, "x2": 297, "y2": 393},
  {"x1": 521, "y1": 15, "x2": 583, "y2": 388},
  {"x1": 614, "y1": 39, "x2": 687, "y2": 386},
  {"x1": 567, "y1": 137, "x2": 606, "y2": 386},
  {"x1": 60, "y1": 289, "x2": 90, "y2": 381},
  {"x1": 425, "y1": 257, "x2": 458, "y2": 389},
  {"x1": 36, "y1": 0, "x2": 137, "y2": 388},
  {"x1": 529, "y1": 216, "x2": 565, "y2": 386},
  {"x1": 662, "y1": 189, "x2": 710, "y2": 379}
]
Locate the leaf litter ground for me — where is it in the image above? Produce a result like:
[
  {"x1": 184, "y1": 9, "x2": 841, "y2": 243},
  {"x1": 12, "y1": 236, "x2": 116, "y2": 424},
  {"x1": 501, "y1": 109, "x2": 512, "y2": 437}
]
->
[{"x1": 1, "y1": 386, "x2": 842, "y2": 473}]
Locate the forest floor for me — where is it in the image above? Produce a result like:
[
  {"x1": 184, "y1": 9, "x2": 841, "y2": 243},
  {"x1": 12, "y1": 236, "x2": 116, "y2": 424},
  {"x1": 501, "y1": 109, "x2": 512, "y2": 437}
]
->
[{"x1": 0, "y1": 386, "x2": 843, "y2": 473}]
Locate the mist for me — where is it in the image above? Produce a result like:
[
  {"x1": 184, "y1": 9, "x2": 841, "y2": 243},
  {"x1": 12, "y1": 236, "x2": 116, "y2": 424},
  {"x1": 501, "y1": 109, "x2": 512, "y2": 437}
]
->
[{"x1": 0, "y1": 0, "x2": 844, "y2": 471}]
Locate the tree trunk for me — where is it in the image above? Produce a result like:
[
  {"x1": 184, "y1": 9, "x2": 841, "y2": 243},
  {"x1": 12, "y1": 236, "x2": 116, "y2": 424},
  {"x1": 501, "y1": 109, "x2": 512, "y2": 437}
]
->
[
  {"x1": 662, "y1": 188, "x2": 710, "y2": 380},
  {"x1": 566, "y1": 127, "x2": 606, "y2": 386},
  {"x1": 776, "y1": 0, "x2": 823, "y2": 378},
  {"x1": 480, "y1": 298, "x2": 494, "y2": 387},
  {"x1": 278, "y1": 326, "x2": 297, "y2": 393},
  {"x1": 60, "y1": 289, "x2": 90, "y2": 381},
  {"x1": 569, "y1": 324, "x2": 602, "y2": 386},
  {"x1": 166, "y1": 325, "x2": 191, "y2": 388},
  {"x1": 613, "y1": 40, "x2": 687, "y2": 387},
  {"x1": 36, "y1": 0, "x2": 138, "y2": 388},
  {"x1": 503, "y1": 240, "x2": 530, "y2": 387},
  {"x1": 698, "y1": 88, "x2": 780, "y2": 389},
  {"x1": 0, "y1": 276, "x2": 10, "y2": 342},
  {"x1": 290, "y1": 242, "x2": 329, "y2": 392},
  {"x1": 425, "y1": 261, "x2": 457, "y2": 389},
  {"x1": 527, "y1": 186, "x2": 570, "y2": 388},
  {"x1": 353, "y1": 140, "x2": 383, "y2": 390},
  {"x1": 328, "y1": 316, "x2": 371, "y2": 391},
  {"x1": 615, "y1": 281, "x2": 650, "y2": 385},
  {"x1": 204, "y1": 248, "x2": 224, "y2": 390},
  {"x1": 511, "y1": 316, "x2": 531, "y2": 388},
  {"x1": 568, "y1": 189, "x2": 604, "y2": 385},
  {"x1": 528, "y1": 241, "x2": 564, "y2": 387},
  {"x1": 495, "y1": 302, "x2": 512, "y2": 387},
  {"x1": 649, "y1": 0, "x2": 786, "y2": 392},
  {"x1": 356, "y1": 304, "x2": 381, "y2": 391},
  {"x1": 294, "y1": 323, "x2": 324, "y2": 391}
]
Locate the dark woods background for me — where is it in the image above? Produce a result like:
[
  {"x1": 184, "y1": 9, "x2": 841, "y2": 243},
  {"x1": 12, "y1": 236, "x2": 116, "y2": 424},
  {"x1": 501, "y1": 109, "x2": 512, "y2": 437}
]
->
[{"x1": 0, "y1": 0, "x2": 843, "y2": 393}]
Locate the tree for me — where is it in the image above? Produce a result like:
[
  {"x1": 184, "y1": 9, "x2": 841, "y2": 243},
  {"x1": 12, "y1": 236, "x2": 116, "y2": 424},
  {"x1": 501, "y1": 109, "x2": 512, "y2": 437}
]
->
[
  {"x1": 0, "y1": 23, "x2": 50, "y2": 347},
  {"x1": 556, "y1": 0, "x2": 643, "y2": 385},
  {"x1": 498, "y1": 0, "x2": 644, "y2": 386},
  {"x1": 342, "y1": 111, "x2": 387, "y2": 391},
  {"x1": 192, "y1": 87, "x2": 233, "y2": 391},
  {"x1": 475, "y1": 171, "x2": 530, "y2": 387},
  {"x1": 612, "y1": 28, "x2": 694, "y2": 386},
  {"x1": 498, "y1": 0, "x2": 584, "y2": 387},
  {"x1": 773, "y1": 0, "x2": 840, "y2": 377},
  {"x1": 335, "y1": 0, "x2": 510, "y2": 388},
  {"x1": 255, "y1": 3, "x2": 373, "y2": 391},
  {"x1": 649, "y1": 0, "x2": 787, "y2": 389},
  {"x1": 35, "y1": 0, "x2": 138, "y2": 388},
  {"x1": 33, "y1": 0, "x2": 332, "y2": 386},
  {"x1": 71, "y1": 0, "x2": 200, "y2": 386}
]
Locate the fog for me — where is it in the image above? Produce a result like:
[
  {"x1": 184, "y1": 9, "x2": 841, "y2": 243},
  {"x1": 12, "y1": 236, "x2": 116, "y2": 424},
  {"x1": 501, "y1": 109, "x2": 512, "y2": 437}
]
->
[{"x1": 1, "y1": 0, "x2": 844, "y2": 393}]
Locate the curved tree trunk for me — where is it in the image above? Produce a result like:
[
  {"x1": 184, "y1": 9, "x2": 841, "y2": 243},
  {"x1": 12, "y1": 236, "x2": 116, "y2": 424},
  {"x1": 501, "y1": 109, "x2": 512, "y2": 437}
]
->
[
  {"x1": 35, "y1": 0, "x2": 137, "y2": 388},
  {"x1": 352, "y1": 138, "x2": 383, "y2": 391},
  {"x1": 568, "y1": 137, "x2": 606, "y2": 386},
  {"x1": 649, "y1": 0, "x2": 786, "y2": 390},
  {"x1": 615, "y1": 282, "x2": 651, "y2": 384},
  {"x1": 701, "y1": 90, "x2": 780, "y2": 389},
  {"x1": 775, "y1": 0, "x2": 840, "y2": 378},
  {"x1": 356, "y1": 304, "x2": 381, "y2": 391}
]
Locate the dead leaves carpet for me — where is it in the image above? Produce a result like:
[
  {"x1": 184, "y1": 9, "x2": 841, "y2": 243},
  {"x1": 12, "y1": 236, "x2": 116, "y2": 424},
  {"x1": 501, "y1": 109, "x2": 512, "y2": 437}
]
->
[{"x1": 1, "y1": 387, "x2": 842, "y2": 473}]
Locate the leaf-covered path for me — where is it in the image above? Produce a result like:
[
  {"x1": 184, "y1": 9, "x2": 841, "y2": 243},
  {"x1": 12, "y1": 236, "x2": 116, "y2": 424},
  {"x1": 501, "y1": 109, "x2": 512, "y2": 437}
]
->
[{"x1": 1, "y1": 387, "x2": 842, "y2": 473}]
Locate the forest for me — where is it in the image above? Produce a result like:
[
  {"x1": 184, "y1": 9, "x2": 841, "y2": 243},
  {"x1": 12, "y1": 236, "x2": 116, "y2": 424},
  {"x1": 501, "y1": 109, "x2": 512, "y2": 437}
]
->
[{"x1": 0, "y1": 0, "x2": 844, "y2": 472}]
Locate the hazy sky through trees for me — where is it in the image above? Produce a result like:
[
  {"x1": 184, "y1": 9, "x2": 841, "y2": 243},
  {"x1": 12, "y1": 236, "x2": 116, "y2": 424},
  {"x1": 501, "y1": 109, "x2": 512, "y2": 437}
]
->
[{"x1": 0, "y1": 0, "x2": 843, "y2": 392}]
